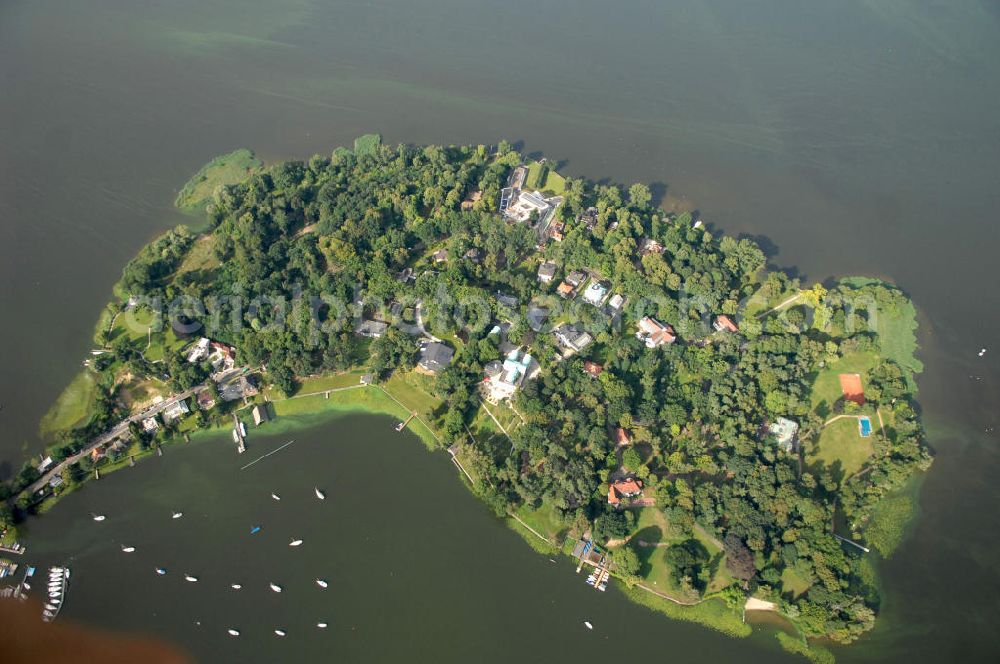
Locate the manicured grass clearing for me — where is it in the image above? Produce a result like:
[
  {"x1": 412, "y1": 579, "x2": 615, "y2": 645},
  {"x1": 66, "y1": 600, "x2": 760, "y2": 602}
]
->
[
  {"x1": 809, "y1": 418, "x2": 874, "y2": 480},
  {"x1": 40, "y1": 371, "x2": 98, "y2": 438},
  {"x1": 524, "y1": 162, "x2": 566, "y2": 196},
  {"x1": 110, "y1": 307, "x2": 189, "y2": 362},
  {"x1": 270, "y1": 387, "x2": 432, "y2": 447},
  {"x1": 515, "y1": 501, "x2": 567, "y2": 543},
  {"x1": 810, "y1": 350, "x2": 879, "y2": 412},
  {"x1": 781, "y1": 568, "x2": 813, "y2": 598},
  {"x1": 629, "y1": 507, "x2": 733, "y2": 597},
  {"x1": 292, "y1": 369, "x2": 369, "y2": 396},
  {"x1": 383, "y1": 370, "x2": 443, "y2": 420},
  {"x1": 174, "y1": 148, "x2": 261, "y2": 212}
]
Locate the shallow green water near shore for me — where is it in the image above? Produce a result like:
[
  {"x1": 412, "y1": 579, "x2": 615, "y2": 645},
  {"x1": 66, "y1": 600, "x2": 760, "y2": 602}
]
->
[{"x1": 3, "y1": 0, "x2": 1000, "y2": 661}]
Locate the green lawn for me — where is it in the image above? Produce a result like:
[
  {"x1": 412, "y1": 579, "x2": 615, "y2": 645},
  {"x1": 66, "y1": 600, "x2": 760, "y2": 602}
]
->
[
  {"x1": 39, "y1": 370, "x2": 98, "y2": 438},
  {"x1": 809, "y1": 350, "x2": 879, "y2": 414},
  {"x1": 808, "y1": 417, "x2": 874, "y2": 483},
  {"x1": 627, "y1": 507, "x2": 733, "y2": 598},
  {"x1": 282, "y1": 369, "x2": 369, "y2": 397},
  {"x1": 523, "y1": 161, "x2": 566, "y2": 196},
  {"x1": 270, "y1": 386, "x2": 438, "y2": 449},
  {"x1": 383, "y1": 370, "x2": 444, "y2": 420},
  {"x1": 174, "y1": 148, "x2": 261, "y2": 212},
  {"x1": 780, "y1": 567, "x2": 813, "y2": 598},
  {"x1": 514, "y1": 501, "x2": 569, "y2": 543}
]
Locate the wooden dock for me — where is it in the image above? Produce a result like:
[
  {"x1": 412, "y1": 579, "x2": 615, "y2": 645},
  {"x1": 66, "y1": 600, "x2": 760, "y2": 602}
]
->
[{"x1": 395, "y1": 412, "x2": 416, "y2": 432}]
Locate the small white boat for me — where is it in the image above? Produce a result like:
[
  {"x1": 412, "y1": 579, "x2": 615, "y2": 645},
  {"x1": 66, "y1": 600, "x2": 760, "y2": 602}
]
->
[
  {"x1": 231, "y1": 584, "x2": 242, "y2": 590},
  {"x1": 315, "y1": 579, "x2": 328, "y2": 588},
  {"x1": 598, "y1": 584, "x2": 607, "y2": 592},
  {"x1": 44, "y1": 603, "x2": 57, "y2": 611},
  {"x1": 269, "y1": 582, "x2": 282, "y2": 593},
  {"x1": 172, "y1": 511, "x2": 183, "y2": 519},
  {"x1": 314, "y1": 487, "x2": 325, "y2": 500},
  {"x1": 121, "y1": 545, "x2": 135, "y2": 553},
  {"x1": 274, "y1": 629, "x2": 286, "y2": 637},
  {"x1": 584, "y1": 621, "x2": 593, "y2": 630},
  {"x1": 289, "y1": 539, "x2": 303, "y2": 547},
  {"x1": 271, "y1": 493, "x2": 281, "y2": 501},
  {"x1": 92, "y1": 514, "x2": 106, "y2": 522},
  {"x1": 49, "y1": 592, "x2": 60, "y2": 598},
  {"x1": 227, "y1": 628, "x2": 240, "y2": 637},
  {"x1": 185, "y1": 575, "x2": 198, "y2": 583},
  {"x1": 317, "y1": 622, "x2": 328, "y2": 629},
  {"x1": 156, "y1": 568, "x2": 167, "y2": 575}
]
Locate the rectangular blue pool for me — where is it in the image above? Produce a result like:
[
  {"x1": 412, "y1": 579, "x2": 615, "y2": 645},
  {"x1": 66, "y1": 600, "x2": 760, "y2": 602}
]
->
[{"x1": 859, "y1": 416, "x2": 873, "y2": 437}]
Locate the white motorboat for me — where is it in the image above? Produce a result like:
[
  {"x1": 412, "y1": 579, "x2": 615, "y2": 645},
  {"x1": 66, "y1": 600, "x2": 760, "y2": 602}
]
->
[
  {"x1": 231, "y1": 584, "x2": 242, "y2": 590},
  {"x1": 274, "y1": 629, "x2": 286, "y2": 637},
  {"x1": 156, "y1": 568, "x2": 167, "y2": 575},
  {"x1": 289, "y1": 539, "x2": 303, "y2": 547},
  {"x1": 121, "y1": 545, "x2": 135, "y2": 553},
  {"x1": 314, "y1": 487, "x2": 325, "y2": 500},
  {"x1": 271, "y1": 493, "x2": 281, "y2": 501},
  {"x1": 172, "y1": 511, "x2": 183, "y2": 519},
  {"x1": 269, "y1": 582, "x2": 282, "y2": 593},
  {"x1": 317, "y1": 622, "x2": 328, "y2": 629},
  {"x1": 227, "y1": 629, "x2": 240, "y2": 637},
  {"x1": 185, "y1": 575, "x2": 198, "y2": 583},
  {"x1": 92, "y1": 514, "x2": 106, "y2": 522},
  {"x1": 584, "y1": 621, "x2": 593, "y2": 630},
  {"x1": 315, "y1": 579, "x2": 328, "y2": 588}
]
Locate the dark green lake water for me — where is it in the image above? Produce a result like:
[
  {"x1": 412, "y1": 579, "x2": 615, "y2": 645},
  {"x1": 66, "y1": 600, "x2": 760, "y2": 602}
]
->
[{"x1": 2, "y1": 0, "x2": 999, "y2": 661}]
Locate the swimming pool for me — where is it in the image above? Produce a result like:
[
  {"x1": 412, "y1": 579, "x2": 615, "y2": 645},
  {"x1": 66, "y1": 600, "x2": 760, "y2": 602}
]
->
[{"x1": 859, "y1": 416, "x2": 873, "y2": 437}]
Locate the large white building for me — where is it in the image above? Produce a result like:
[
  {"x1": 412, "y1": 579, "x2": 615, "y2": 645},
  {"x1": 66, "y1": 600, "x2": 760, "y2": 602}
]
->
[
  {"x1": 504, "y1": 190, "x2": 551, "y2": 223},
  {"x1": 485, "y1": 348, "x2": 534, "y2": 401}
]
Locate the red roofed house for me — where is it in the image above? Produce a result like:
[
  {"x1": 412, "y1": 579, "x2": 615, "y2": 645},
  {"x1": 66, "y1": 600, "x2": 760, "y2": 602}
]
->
[
  {"x1": 608, "y1": 478, "x2": 644, "y2": 506},
  {"x1": 636, "y1": 316, "x2": 676, "y2": 348},
  {"x1": 583, "y1": 360, "x2": 603, "y2": 377},
  {"x1": 615, "y1": 427, "x2": 632, "y2": 446},
  {"x1": 713, "y1": 315, "x2": 739, "y2": 333}
]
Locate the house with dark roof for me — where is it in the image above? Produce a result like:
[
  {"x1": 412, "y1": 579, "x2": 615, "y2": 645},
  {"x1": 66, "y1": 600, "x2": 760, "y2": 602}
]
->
[
  {"x1": 356, "y1": 319, "x2": 389, "y2": 338},
  {"x1": 252, "y1": 404, "x2": 270, "y2": 426},
  {"x1": 554, "y1": 323, "x2": 593, "y2": 353},
  {"x1": 537, "y1": 261, "x2": 558, "y2": 284},
  {"x1": 418, "y1": 342, "x2": 454, "y2": 374}
]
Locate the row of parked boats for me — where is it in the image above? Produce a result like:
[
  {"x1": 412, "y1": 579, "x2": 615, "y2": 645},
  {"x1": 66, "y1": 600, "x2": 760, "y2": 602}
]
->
[{"x1": 41, "y1": 566, "x2": 70, "y2": 622}]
